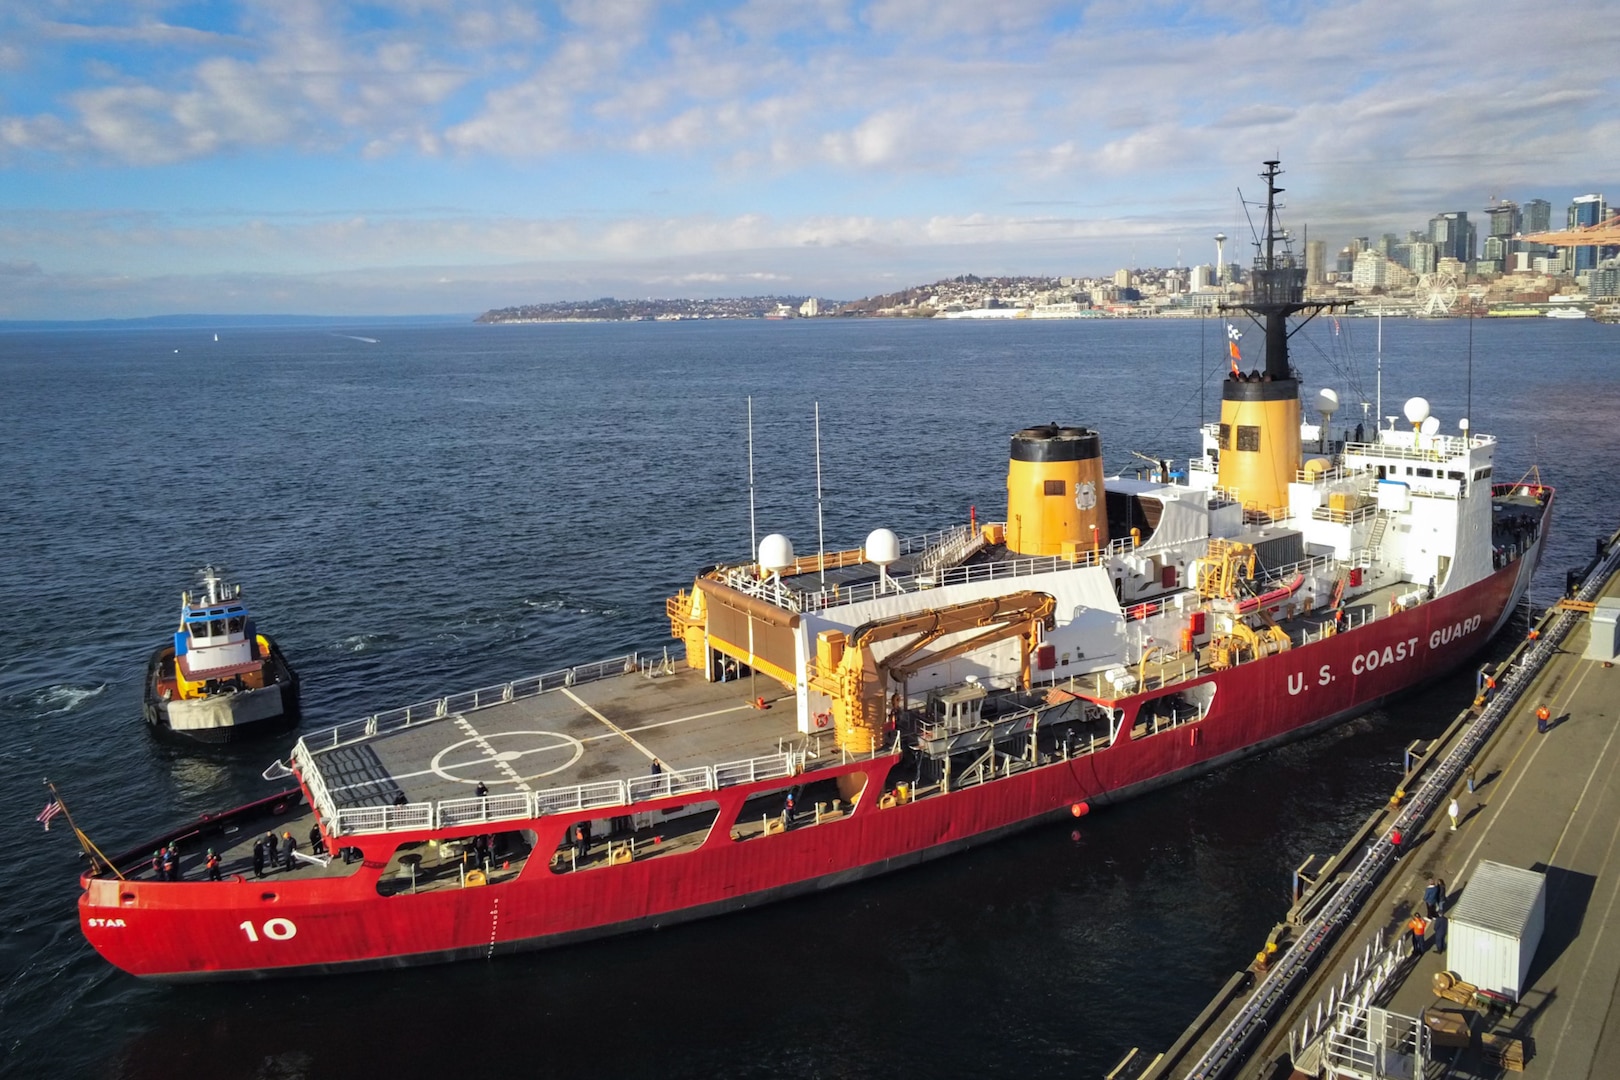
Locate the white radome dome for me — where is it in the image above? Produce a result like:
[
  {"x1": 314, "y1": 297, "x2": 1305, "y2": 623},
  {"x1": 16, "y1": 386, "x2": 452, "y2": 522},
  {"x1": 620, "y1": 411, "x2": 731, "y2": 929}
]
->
[
  {"x1": 1403, "y1": 396, "x2": 1431, "y2": 425},
  {"x1": 864, "y1": 528, "x2": 900, "y2": 566},
  {"x1": 1420, "y1": 416, "x2": 1441, "y2": 436},
  {"x1": 757, "y1": 533, "x2": 795, "y2": 572},
  {"x1": 1316, "y1": 388, "x2": 1340, "y2": 417}
]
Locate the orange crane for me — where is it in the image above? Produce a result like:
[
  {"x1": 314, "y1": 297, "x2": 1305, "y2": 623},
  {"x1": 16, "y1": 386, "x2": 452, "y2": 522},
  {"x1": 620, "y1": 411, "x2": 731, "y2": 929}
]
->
[
  {"x1": 810, "y1": 591, "x2": 1057, "y2": 754},
  {"x1": 1519, "y1": 212, "x2": 1620, "y2": 247}
]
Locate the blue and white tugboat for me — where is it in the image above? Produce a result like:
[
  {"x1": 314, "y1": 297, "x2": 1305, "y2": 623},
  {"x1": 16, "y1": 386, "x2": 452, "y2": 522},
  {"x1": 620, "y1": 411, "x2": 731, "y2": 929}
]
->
[{"x1": 143, "y1": 567, "x2": 300, "y2": 742}]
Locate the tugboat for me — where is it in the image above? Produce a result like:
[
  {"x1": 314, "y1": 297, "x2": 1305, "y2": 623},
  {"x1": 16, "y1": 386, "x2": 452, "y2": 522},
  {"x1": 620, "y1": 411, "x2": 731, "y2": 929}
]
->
[
  {"x1": 81, "y1": 162, "x2": 1552, "y2": 980},
  {"x1": 143, "y1": 567, "x2": 300, "y2": 742}
]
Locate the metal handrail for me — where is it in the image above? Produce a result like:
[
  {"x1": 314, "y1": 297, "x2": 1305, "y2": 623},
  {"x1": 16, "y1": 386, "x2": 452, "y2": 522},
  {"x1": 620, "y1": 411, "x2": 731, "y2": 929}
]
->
[
  {"x1": 1344, "y1": 433, "x2": 1492, "y2": 464},
  {"x1": 299, "y1": 651, "x2": 648, "y2": 756},
  {"x1": 800, "y1": 537, "x2": 1136, "y2": 612},
  {"x1": 1184, "y1": 530, "x2": 1613, "y2": 1079}
]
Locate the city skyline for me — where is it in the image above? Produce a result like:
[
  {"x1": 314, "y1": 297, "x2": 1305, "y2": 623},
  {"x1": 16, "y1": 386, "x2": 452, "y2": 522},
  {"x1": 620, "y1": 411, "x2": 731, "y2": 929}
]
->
[{"x1": 1, "y1": 0, "x2": 1617, "y2": 319}]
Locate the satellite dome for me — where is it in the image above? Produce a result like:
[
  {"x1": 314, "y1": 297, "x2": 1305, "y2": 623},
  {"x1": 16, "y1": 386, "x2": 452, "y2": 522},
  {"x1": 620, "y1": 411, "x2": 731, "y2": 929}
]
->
[
  {"x1": 1403, "y1": 397, "x2": 1431, "y2": 425},
  {"x1": 864, "y1": 528, "x2": 900, "y2": 566},
  {"x1": 757, "y1": 533, "x2": 795, "y2": 572},
  {"x1": 1420, "y1": 416, "x2": 1441, "y2": 436},
  {"x1": 1316, "y1": 388, "x2": 1340, "y2": 417},
  {"x1": 1458, "y1": 418, "x2": 1470, "y2": 432}
]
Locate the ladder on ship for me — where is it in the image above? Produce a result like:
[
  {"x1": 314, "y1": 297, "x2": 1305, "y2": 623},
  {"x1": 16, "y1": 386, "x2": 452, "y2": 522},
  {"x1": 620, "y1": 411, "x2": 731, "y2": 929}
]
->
[
  {"x1": 914, "y1": 526, "x2": 988, "y2": 577},
  {"x1": 1366, "y1": 510, "x2": 1391, "y2": 555}
]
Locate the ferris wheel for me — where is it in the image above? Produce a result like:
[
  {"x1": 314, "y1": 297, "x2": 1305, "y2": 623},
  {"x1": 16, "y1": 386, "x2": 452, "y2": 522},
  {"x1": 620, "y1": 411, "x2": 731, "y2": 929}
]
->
[{"x1": 1418, "y1": 271, "x2": 1459, "y2": 316}]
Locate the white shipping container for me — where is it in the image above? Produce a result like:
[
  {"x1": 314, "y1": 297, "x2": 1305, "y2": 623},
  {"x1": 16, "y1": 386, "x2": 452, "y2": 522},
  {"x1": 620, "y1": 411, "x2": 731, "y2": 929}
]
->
[
  {"x1": 1584, "y1": 597, "x2": 1620, "y2": 662},
  {"x1": 1447, "y1": 861, "x2": 1547, "y2": 1001}
]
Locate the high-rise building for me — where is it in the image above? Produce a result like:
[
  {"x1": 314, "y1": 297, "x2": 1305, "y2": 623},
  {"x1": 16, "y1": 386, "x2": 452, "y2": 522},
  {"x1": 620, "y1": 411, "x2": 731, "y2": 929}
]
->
[
  {"x1": 1523, "y1": 199, "x2": 1552, "y2": 234},
  {"x1": 1351, "y1": 250, "x2": 1391, "y2": 288},
  {"x1": 1114, "y1": 268, "x2": 1133, "y2": 289},
  {"x1": 1336, "y1": 247, "x2": 1355, "y2": 275},
  {"x1": 1485, "y1": 202, "x2": 1519, "y2": 272},
  {"x1": 1305, "y1": 240, "x2": 1326, "y2": 286},
  {"x1": 1406, "y1": 242, "x2": 1437, "y2": 275},
  {"x1": 1570, "y1": 194, "x2": 1607, "y2": 271},
  {"x1": 1429, "y1": 212, "x2": 1475, "y2": 262}
]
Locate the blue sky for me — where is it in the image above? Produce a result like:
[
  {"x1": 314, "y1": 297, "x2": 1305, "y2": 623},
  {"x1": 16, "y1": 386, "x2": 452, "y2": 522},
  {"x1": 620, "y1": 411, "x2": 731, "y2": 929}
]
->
[{"x1": 1, "y1": 0, "x2": 1615, "y2": 318}]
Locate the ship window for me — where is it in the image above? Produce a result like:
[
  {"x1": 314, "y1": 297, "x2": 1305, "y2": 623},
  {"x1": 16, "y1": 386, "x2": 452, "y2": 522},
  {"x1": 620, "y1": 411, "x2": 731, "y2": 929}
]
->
[
  {"x1": 190, "y1": 622, "x2": 210, "y2": 640},
  {"x1": 731, "y1": 774, "x2": 867, "y2": 839},
  {"x1": 210, "y1": 619, "x2": 227, "y2": 637},
  {"x1": 378, "y1": 830, "x2": 538, "y2": 894},
  {"x1": 1218, "y1": 424, "x2": 1231, "y2": 450},
  {"x1": 227, "y1": 616, "x2": 245, "y2": 634},
  {"x1": 1044, "y1": 479, "x2": 1066, "y2": 496},
  {"x1": 1236, "y1": 426, "x2": 1261, "y2": 452},
  {"x1": 1416, "y1": 468, "x2": 1433, "y2": 478},
  {"x1": 549, "y1": 806, "x2": 718, "y2": 874},
  {"x1": 1448, "y1": 472, "x2": 1464, "y2": 482}
]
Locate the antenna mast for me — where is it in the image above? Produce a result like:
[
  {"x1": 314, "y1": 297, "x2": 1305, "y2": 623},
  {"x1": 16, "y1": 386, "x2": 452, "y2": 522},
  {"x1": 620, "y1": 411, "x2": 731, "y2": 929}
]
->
[
  {"x1": 747, "y1": 397, "x2": 757, "y2": 561},
  {"x1": 814, "y1": 403, "x2": 826, "y2": 585}
]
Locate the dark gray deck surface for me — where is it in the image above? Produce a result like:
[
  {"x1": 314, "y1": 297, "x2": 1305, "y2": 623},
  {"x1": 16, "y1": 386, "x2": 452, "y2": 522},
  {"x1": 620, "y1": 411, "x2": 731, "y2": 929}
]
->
[{"x1": 309, "y1": 667, "x2": 802, "y2": 811}]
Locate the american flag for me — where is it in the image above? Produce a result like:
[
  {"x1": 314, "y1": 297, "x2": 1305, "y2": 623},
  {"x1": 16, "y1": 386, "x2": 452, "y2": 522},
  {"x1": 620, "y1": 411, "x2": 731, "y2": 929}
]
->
[{"x1": 37, "y1": 799, "x2": 62, "y2": 831}]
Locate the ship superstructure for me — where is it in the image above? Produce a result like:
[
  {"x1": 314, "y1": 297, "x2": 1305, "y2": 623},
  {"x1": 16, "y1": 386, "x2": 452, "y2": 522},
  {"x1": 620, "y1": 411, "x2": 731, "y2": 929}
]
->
[{"x1": 78, "y1": 163, "x2": 1550, "y2": 980}]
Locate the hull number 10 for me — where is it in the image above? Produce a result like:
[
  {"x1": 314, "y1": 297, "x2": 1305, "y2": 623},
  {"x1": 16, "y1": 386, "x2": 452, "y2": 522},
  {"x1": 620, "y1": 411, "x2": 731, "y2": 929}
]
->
[{"x1": 239, "y1": 918, "x2": 298, "y2": 941}]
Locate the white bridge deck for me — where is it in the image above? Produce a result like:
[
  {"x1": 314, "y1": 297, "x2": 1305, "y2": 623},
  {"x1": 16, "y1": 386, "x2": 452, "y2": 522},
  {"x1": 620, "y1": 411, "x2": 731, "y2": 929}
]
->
[{"x1": 295, "y1": 659, "x2": 814, "y2": 838}]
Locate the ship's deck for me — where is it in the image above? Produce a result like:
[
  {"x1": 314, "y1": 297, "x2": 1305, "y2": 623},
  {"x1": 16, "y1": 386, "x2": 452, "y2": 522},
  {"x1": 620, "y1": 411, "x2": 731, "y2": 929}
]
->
[{"x1": 308, "y1": 666, "x2": 804, "y2": 815}]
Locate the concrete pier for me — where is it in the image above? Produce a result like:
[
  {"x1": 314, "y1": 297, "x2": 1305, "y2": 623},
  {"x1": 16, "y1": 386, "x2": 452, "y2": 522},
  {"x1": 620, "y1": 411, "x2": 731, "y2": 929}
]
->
[{"x1": 1124, "y1": 525, "x2": 1620, "y2": 1079}]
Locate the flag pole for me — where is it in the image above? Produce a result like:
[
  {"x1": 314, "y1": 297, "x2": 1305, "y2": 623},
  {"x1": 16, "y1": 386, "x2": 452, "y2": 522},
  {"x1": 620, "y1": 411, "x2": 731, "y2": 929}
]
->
[{"x1": 43, "y1": 778, "x2": 124, "y2": 880}]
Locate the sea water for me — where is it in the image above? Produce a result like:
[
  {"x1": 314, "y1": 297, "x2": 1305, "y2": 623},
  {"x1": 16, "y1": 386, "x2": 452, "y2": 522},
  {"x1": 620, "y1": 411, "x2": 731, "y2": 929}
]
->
[{"x1": 2, "y1": 316, "x2": 1615, "y2": 1079}]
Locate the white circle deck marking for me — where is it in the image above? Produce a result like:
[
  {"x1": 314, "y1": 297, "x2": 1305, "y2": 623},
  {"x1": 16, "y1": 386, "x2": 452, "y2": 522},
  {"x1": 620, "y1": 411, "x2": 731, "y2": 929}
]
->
[{"x1": 430, "y1": 730, "x2": 584, "y2": 784}]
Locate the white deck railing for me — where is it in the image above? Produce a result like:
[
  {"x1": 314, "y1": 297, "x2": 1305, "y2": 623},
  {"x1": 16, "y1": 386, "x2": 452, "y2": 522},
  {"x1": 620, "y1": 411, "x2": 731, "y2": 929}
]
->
[{"x1": 315, "y1": 749, "x2": 809, "y2": 838}]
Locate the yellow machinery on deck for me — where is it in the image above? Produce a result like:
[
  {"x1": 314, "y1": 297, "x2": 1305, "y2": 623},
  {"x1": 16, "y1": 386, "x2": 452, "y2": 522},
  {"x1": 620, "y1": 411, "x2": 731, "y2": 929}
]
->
[{"x1": 809, "y1": 591, "x2": 1058, "y2": 754}]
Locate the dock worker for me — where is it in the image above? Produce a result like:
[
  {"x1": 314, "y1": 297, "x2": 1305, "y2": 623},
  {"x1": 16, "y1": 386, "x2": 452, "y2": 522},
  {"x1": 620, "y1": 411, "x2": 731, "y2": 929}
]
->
[
  {"x1": 281, "y1": 831, "x2": 297, "y2": 872},
  {"x1": 1423, "y1": 877, "x2": 1440, "y2": 918},
  {"x1": 206, "y1": 849, "x2": 222, "y2": 882},
  {"x1": 1448, "y1": 796, "x2": 1461, "y2": 832},
  {"x1": 1408, "y1": 913, "x2": 1429, "y2": 955},
  {"x1": 1536, "y1": 705, "x2": 1552, "y2": 734},
  {"x1": 1389, "y1": 825, "x2": 1403, "y2": 855}
]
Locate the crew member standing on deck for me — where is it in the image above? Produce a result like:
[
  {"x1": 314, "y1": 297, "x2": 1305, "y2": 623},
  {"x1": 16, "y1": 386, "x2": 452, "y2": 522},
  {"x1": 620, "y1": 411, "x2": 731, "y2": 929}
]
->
[
  {"x1": 264, "y1": 830, "x2": 279, "y2": 868},
  {"x1": 282, "y1": 830, "x2": 297, "y2": 872},
  {"x1": 253, "y1": 839, "x2": 266, "y2": 879},
  {"x1": 206, "y1": 849, "x2": 222, "y2": 881}
]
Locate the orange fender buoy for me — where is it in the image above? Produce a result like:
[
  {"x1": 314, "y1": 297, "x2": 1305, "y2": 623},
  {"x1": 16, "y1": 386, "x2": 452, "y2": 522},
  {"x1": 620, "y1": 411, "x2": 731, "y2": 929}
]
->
[{"x1": 1071, "y1": 802, "x2": 1090, "y2": 818}]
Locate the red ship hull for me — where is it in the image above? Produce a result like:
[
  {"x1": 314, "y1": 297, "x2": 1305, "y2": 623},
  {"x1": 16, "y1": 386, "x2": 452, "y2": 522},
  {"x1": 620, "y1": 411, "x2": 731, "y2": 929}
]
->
[{"x1": 80, "y1": 544, "x2": 1537, "y2": 980}]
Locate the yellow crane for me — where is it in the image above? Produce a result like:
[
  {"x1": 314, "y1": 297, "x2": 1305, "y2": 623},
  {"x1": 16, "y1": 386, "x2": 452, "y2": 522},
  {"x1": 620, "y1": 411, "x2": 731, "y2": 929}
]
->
[{"x1": 810, "y1": 591, "x2": 1057, "y2": 754}]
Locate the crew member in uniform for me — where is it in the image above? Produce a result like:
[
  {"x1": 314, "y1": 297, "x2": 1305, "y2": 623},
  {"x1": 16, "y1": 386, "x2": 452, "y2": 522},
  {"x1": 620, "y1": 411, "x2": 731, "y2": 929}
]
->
[
  {"x1": 206, "y1": 849, "x2": 222, "y2": 881},
  {"x1": 281, "y1": 831, "x2": 297, "y2": 872}
]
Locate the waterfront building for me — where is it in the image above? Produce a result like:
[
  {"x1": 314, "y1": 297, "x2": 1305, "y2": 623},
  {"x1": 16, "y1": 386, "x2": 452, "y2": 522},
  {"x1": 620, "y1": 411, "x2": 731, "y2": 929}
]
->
[
  {"x1": 1351, "y1": 250, "x2": 1393, "y2": 288},
  {"x1": 1305, "y1": 240, "x2": 1326, "y2": 286}
]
